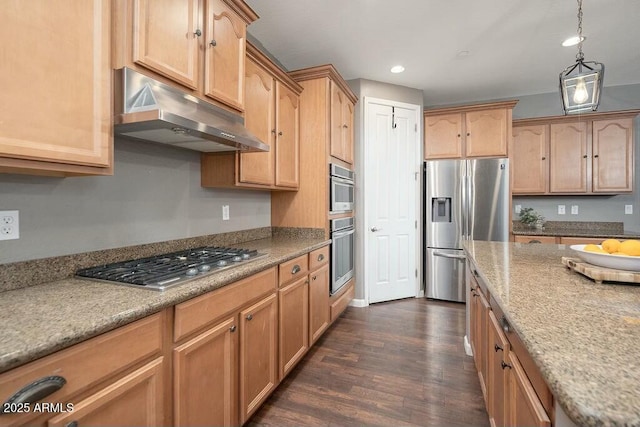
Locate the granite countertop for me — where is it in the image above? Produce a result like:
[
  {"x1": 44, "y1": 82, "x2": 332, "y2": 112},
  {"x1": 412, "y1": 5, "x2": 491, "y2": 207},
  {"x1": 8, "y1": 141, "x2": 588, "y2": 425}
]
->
[
  {"x1": 464, "y1": 241, "x2": 640, "y2": 427},
  {"x1": 0, "y1": 234, "x2": 330, "y2": 374},
  {"x1": 512, "y1": 220, "x2": 640, "y2": 239}
]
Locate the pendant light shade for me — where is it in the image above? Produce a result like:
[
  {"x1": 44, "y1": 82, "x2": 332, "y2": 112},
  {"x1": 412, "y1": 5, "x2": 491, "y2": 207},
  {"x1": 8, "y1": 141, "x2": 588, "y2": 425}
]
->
[{"x1": 559, "y1": 0, "x2": 604, "y2": 115}]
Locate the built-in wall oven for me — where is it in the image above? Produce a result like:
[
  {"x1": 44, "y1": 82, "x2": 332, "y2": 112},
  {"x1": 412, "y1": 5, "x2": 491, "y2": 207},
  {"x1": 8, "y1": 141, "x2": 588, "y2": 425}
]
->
[
  {"x1": 330, "y1": 164, "x2": 354, "y2": 214},
  {"x1": 330, "y1": 217, "x2": 354, "y2": 295}
]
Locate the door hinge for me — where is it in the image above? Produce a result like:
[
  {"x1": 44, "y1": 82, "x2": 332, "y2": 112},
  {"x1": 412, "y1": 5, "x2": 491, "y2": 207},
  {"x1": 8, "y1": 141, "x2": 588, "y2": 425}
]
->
[
  {"x1": 415, "y1": 220, "x2": 418, "y2": 229},
  {"x1": 415, "y1": 123, "x2": 418, "y2": 132},
  {"x1": 415, "y1": 269, "x2": 418, "y2": 278}
]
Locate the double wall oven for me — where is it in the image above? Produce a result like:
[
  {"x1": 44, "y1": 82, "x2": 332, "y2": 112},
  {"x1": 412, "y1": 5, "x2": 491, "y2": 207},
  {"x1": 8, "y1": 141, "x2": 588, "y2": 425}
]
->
[{"x1": 329, "y1": 163, "x2": 355, "y2": 295}]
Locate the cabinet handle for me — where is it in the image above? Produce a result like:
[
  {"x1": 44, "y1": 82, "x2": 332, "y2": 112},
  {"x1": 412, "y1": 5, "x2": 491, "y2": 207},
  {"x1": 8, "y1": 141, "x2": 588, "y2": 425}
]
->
[
  {"x1": 343, "y1": 124, "x2": 348, "y2": 128},
  {"x1": 1, "y1": 376, "x2": 66, "y2": 411},
  {"x1": 278, "y1": 131, "x2": 283, "y2": 136},
  {"x1": 317, "y1": 254, "x2": 325, "y2": 262},
  {"x1": 583, "y1": 155, "x2": 588, "y2": 159},
  {"x1": 66, "y1": 422, "x2": 78, "y2": 427},
  {"x1": 246, "y1": 314, "x2": 253, "y2": 321},
  {"x1": 494, "y1": 344, "x2": 503, "y2": 352},
  {"x1": 541, "y1": 156, "x2": 546, "y2": 160},
  {"x1": 467, "y1": 132, "x2": 470, "y2": 136},
  {"x1": 230, "y1": 325, "x2": 237, "y2": 332},
  {"x1": 312, "y1": 275, "x2": 317, "y2": 281},
  {"x1": 500, "y1": 316, "x2": 511, "y2": 333},
  {"x1": 457, "y1": 133, "x2": 461, "y2": 137},
  {"x1": 209, "y1": 39, "x2": 217, "y2": 47},
  {"x1": 501, "y1": 360, "x2": 512, "y2": 370},
  {"x1": 594, "y1": 154, "x2": 599, "y2": 158},
  {"x1": 291, "y1": 265, "x2": 301, "y2": 275},
  {"x1": 194, "y1": 29, "x2": 202, "y2": 37},
  {"x1": 271, "y1": 129, "x2": 276, "y2": 134}
]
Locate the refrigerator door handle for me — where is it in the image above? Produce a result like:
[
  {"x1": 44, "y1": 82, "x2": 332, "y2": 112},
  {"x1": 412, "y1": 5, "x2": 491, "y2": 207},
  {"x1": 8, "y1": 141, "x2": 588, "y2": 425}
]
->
[{"x1": 433, "y1": 251, "x2": 467, "y2": 260}]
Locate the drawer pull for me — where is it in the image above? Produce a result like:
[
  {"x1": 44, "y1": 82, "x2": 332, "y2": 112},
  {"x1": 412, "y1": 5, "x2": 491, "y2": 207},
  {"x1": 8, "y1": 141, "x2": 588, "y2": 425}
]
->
[
  {"x1": 312, "y1": 275, "x2": 317, "y2": 281},
  {"x1": 500, "y1": 316, "x2": 511, "y2": 333},
  {"x1": 494, "y1": 344, "x2": 503, "y2": 352},
  {"x1": 66, "y1": 422, "x2": 78, "y2": 427},
  {"x1": 246, "y1": 314, "x2": 253, "y2": 321},
  {"x1": 317, "y1": 254, "x2": 325, "y2": 262},
  {"x1": 230, "y1": 325, "x2": 237, "y2": 333},
  {"x1": 1, "y1": 376, "x2": 66, "y2": 412},
  {"x1": 501, "y1": 360, "x2": 512, "y2": 370},
  {"x1": 291, "y1": 265, "x2": 301, "y2": 275}
]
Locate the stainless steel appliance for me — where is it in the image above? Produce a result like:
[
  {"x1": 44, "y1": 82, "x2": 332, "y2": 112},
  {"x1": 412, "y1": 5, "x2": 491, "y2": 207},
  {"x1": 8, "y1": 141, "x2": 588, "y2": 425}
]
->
[
  {"x1": 76, "y1": 247, "x2": 265, "y2": 291},
  {"x1": 330, "y1": 217, "x2": 355, "y2": 294},
  {"x1": 424, "y1": 158, "x2": 509, "y2": 302},
  {"x1": 114, "y1": 67, "x2": 269, "y2": 153},
  {"x1": 329, "y1": 164, "x2": 355, "y2": 213}
]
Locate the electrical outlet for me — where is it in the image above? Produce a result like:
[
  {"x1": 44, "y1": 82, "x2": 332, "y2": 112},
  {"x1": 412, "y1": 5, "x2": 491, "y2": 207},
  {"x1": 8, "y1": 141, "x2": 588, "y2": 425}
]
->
[
  {"x1": 625, "y1": 205, "x2": 633, "y2": 215},
  {"x1": 514, "y1": 205, "x2": 522, "y2": 214},
  {"x1": 222, "y1": 205, "x2": 230, "y2": 221},
  {"x1": 0, "y1": 210, "x2": 19, "y2": 241},
  {"x1": 571, "y1": 205, "x2": 579, "y2": 215},
  {"x1": 558, "y1": 205, "x2": 566, "y2": 215}
]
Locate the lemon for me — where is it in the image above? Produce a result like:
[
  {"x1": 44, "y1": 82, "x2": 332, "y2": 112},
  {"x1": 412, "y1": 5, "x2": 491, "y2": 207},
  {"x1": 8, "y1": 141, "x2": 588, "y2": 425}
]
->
[
  {"x1": 619, "y1": 239, "x2": 640, "y2": 256},
  {"x1": 601, "y1": 239, "x2": 621, "y2": 254},
  {"x1": 611, "y1": 252, "x2": 629, "y2": 256},
  {"x1": 584, "y1": 244, "x2": 607, "y2": 254}
]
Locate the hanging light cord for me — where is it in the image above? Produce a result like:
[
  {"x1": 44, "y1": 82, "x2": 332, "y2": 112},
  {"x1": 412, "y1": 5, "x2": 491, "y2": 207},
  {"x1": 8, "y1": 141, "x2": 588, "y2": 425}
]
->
[{"x1": 576, "y1": 0, "x2": 584, "y2": 61}]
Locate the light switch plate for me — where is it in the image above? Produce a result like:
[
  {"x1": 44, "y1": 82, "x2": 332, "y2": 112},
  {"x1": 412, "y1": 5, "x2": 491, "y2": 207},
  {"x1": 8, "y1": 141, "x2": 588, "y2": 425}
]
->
[
  {"x1": 558, "y1": 205, "x2": 566, "y2": 215},
  {"x1": 625, "y1": 205, "x2": 633, "y2": 215},
  {"x1": 571, "y1": 205, "x2": 579, "y2": 215},
  {"x1": 222, "y1": 205, "x2": 230, "y2": 221},
  {"x1": 0, "y1": 210, "x2": 20, "y2": 241}
]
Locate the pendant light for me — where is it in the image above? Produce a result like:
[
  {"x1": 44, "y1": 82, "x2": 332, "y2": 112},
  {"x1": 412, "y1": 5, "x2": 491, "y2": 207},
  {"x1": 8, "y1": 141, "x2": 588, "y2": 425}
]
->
[{"x1": 559, "y1": 0, "x2": 604, "y2": 114}]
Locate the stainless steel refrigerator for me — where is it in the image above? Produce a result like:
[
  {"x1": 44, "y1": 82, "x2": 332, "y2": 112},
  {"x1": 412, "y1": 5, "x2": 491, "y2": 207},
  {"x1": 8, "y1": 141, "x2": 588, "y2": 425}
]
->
[{"x1": 424, "y1": 158, "x2": 509, "y2": 302}]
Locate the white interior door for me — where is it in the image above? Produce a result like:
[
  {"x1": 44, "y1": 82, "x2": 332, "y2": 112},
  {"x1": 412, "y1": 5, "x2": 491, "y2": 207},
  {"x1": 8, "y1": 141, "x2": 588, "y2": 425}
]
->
[{"x1": 365, "y1": 99, "x2": 420, "y2": 304}]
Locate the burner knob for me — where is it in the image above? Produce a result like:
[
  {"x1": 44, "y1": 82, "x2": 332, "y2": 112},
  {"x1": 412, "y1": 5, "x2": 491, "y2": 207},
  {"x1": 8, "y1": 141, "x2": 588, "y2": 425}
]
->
[
  {"x1": 241, "y1": 253, "x2": 251, "y2": 260},
  {"x1": 186, "y1": 268, "x2": 199, "y2": 276},
  {"x1": 217, "y1": 260, "x2": 228, "y2": 267},
  {"x1": 198, "y1": 264, "x2": 211, "y2": 272},
  {"x1": 232, "y1": 256, "x2": 242, "y2": 262}
]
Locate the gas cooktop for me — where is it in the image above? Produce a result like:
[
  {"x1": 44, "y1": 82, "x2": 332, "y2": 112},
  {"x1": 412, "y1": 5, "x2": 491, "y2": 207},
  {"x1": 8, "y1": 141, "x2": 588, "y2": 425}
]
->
[{"x1": 76, "y1": 246, "x2": 266, "y2": 291}]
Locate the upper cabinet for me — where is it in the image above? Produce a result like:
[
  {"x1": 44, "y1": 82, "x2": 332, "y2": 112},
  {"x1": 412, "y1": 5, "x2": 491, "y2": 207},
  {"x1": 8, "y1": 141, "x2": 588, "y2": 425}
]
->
[
  {"x1": 115, "y1": 0, "x2": 258, "y2": 112},
  {"x1": 201, "y1": 41, "x2": 302, "y2": 190},
  {"x1": 0, "y1": 0, "x2": 113, "y2": 176},
  {"x1": 424, "y1": 101, "x2": 517, "y2": 160},
  {"x1": 512, "y1": 110, "x2": 638, "y2": 195},
  {"x1": 330, "y1": 83, "x2": 355, "y2": 164}
]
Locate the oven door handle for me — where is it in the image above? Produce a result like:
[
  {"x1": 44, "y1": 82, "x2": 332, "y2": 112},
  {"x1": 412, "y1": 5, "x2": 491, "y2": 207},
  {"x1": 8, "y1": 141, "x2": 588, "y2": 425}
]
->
[
  {"x1": 331, "y1": 176, "x2": 355, "y2": 186},
  {"x1": 332, "y1": 228, "x2": 355, "y2": 239},
  {"x1": 433, "y1": 251, "x2": 466, "y2": 260}
]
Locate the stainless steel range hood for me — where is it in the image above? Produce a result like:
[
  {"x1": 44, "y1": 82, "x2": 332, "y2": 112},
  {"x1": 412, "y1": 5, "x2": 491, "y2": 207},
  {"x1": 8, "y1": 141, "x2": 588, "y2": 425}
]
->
[{"x1": 114, "y1": 67, "x2": 269, "y2": 153}]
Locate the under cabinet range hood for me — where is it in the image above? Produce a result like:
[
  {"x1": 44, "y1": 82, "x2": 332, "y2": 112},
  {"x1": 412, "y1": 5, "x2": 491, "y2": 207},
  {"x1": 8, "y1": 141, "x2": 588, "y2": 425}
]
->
[{"x1": 114, "y1": 67, "x2": 269, "y2": 153}]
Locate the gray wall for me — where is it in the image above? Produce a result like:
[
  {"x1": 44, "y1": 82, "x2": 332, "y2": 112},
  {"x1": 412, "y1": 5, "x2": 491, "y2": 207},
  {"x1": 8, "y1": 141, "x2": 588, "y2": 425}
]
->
[
  {"x1": 0, "y1": 138, "x2": 271, "y2": 264},
  {"x1": 511, "y1": 83, "x2": 640, "y2": 233},
  {"x1": 346, "y1": 78, "x2": 425, "y2": 301}
]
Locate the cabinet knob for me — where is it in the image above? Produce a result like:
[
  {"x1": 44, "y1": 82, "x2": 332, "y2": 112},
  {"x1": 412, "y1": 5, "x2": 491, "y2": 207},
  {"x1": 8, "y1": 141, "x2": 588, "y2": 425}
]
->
[
  {"x1": 66, "y1": 422, "x2": 78, "y2": 427},
  {"x1": 317, "y1": 254, "x2": 325, "y2": 262},
  {"x1": 271, "y1": 129, "x2": 276, "y2": 134},
  {"x1": 312, "y1": 275, "x2": 317, "y2": 281},
  {"x1": 594, "y1": 154, "x2": 599, "y2": 158},
  {"x1": 343, "y1": 124, "x2": 348, "y2": 128},
  {"x1": 494, "y1": 344, "x2": 503, "y2": 352},
  {"x1": 230, "y1": 325, "x2": 237, "y2": 332},
  {"x1": 457, "y1": 134, "x2": 461, "y2": 138},
  {"x1": 209, "y1": 39, "x2": 217, "y2": 47},
  {"x1": 467, "y1": 132, "x2": 470, "y2": 136},
  {"x1": 501, "y1": 360, "x2": 512, "y2": 370},
  {"x1": 194, "y1": 29, "x2": 202, "y2": 37},
  {"x1": 291, "y1": 264, "x2": 301, "y2": 274},
  {"x1": 278, "y1": 131, "x2": 283, "y2": 136},
  {"x1": 500, "y1": 315, "x2": 511, "y2": 333},
  {"x1": 583, "y1": 155, "x2": 588, "y2": 159},
  {"x1": 541, "y1": 156, "x2": 546, "y2": 160},
  {"x1": 246, "y1": 314, "x2": 253, "y2": 321}
]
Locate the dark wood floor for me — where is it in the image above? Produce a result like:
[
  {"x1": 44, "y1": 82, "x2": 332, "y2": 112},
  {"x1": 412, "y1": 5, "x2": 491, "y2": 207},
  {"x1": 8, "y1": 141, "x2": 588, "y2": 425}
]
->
[{"x1": 248, "y1": 298, "x2": 490, "y2": 427}]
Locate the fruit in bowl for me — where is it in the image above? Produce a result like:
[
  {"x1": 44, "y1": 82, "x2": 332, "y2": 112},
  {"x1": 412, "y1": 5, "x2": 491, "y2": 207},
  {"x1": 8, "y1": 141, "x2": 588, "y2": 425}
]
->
[{"x1": 571, "y1": 239, "x2": 640, "y2": 271}]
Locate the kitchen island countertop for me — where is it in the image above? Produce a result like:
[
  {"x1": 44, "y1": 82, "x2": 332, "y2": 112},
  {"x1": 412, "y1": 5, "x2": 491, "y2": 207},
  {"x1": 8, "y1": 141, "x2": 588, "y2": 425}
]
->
[
  {"x1": 0, "y1": 235, "x2": 329, "y2": 374},
  {"x1": 464, "y1": 240, "x2": 640, "y2": 427}
]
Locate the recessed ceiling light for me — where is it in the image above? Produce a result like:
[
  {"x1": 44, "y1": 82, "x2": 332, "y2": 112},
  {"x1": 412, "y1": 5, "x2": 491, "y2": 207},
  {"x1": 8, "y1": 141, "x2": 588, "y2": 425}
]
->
[
  {"x1": 390, "y1": 65, "x2": 405, "y2": 74},
  {"x1": 562, "y1": 35, "x2": 586, "y2": 47}
]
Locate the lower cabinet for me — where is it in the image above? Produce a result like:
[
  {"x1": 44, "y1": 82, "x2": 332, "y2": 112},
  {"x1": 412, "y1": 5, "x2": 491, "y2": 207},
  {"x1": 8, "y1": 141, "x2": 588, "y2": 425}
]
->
[
  {"x1": 309, "y1": 263, "x2": 330, "y2": 344},
  {"x1": 278, "y1": 276, "x2": 309, "y2": 379},
  {"x1": 471, "y1": 261, "x2": 552, "y2": 427}
]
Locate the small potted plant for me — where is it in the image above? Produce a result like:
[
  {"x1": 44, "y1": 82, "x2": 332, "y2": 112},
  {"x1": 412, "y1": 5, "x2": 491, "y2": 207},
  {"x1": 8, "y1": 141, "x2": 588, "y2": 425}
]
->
[{"x1": 519, "y1": 207, "x2": 545, "y2": 229}]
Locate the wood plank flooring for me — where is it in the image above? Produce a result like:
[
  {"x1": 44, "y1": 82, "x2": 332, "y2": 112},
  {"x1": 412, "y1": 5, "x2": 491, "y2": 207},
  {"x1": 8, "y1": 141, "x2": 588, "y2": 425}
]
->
[{"x1": 248, "y1": 298, "x2": 490, "y2": 427}]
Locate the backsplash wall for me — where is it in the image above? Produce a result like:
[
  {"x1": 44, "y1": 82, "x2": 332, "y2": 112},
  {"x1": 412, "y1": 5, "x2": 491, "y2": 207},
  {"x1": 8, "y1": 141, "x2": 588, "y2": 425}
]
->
[{"x1": 0, "y1": 138, "x2": 271, "y2": 264}]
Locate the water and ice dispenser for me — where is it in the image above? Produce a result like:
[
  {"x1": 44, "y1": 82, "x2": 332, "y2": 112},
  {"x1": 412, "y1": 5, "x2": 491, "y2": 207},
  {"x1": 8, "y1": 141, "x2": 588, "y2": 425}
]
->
[{"x1": 431, "y1": 197, "x2": 451, "y2": 223}]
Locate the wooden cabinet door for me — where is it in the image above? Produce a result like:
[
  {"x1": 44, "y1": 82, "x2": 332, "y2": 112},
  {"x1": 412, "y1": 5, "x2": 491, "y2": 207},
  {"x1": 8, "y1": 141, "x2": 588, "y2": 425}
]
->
[
  {"x1": 133, "y1": 0, "x2": 200, "y2": 89},
  {"x1": 48, "y1": 359, "x2": 165, "y2": 427},
  {"x1": 173, "y1": 316, "x2": 238, "y2": 427},
  {"x1": 309, "y1": 263, "x2": 330, "y2": 344},
  {"x1": 549, "y1": 122, "x2": 588, "y2": 193},
  {"x1": 239, "y1": 293, "x2": 278, "y2": 424},
  {"x1": 204, "y1": 0, "x2": 246, "y2": 111},
  {"x1": 275, "y1": 82, "x2": 300, "y2": 188},
  {"x1": 330, "y1": 82, "x2": 347, "y2": 161},
  {"x1": 0, "y1": 0, "x2": 111, "y2": 171},
  {"x1": 559, "y1": 236, "x2": 604, "y2": 245},
  {"x1": 512, "y1": 125, "x2": 548, "y2": 194},
  {"x1": 592, "y1": 118, "x2": 634, "y2": 193},
  {"x1": 278, "y1": 276, "x2": 309, "y2": 378},
  {"x1": 343, "y1": 100, "x2": 355, "y2": 164},
  {"x1": 465, "y1": 108, "x2": 508, "y2": 157},
  {"x1": 488, "y1": 311, "x2": 509, "y2": 427},
  {"x1": 240, "y1": 57, "x2": 275, "y2": 186},
  {"x1": 506, "y1": 352, "x2": 551, "y2": 427},
  {"x1": 424, "y1": 113, "x2": 463, "y2": 159},
  {"x1": 477, "y1": 290, "x2": 490, "y2": 403}
]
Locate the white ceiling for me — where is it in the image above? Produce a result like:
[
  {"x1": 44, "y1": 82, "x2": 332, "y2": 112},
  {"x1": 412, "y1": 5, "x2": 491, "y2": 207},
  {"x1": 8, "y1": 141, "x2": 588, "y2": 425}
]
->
[{"x1": 245, "y1": 0, "x2": 640, "y2": 107}]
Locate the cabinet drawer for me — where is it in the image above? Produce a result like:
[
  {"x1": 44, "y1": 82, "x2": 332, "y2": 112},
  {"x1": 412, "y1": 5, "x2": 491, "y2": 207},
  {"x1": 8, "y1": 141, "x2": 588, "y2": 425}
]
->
[
  {"x1": 174, "y1": 267, "x2": 277, "y2": 342},
  {"x1": 514, "y1": 235, "x2": 558, "y2": 244},
  {"x1": 309, "y1": 246, "x2": 329, "y2": 270},
  {"x1": 0, "y1": 312, "x2": 165, "y2": 426},
  {"x1": 278, "y1": 255, "x2": 309, "y2": 287},
  {"x1": 330, "y1": 279, "x2": 354, "y2": 322},
  {"x1": 559, "y1": 236, "x2": 605, "y2": 245}
]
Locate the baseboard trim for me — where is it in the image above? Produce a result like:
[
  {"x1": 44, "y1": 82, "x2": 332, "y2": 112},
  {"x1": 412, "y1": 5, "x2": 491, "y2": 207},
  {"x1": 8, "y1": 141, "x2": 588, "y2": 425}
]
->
[
  {"x1": 464, "y1": 335, "x2": 473, "y2": 356},
  {"x1": 349, "y1": 298, "x2": 368, "y2": 308}
]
